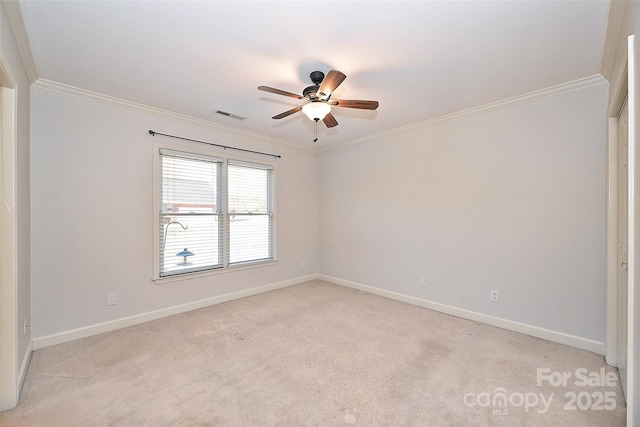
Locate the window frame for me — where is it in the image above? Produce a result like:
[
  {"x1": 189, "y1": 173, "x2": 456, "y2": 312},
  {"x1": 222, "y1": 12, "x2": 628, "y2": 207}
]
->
[
  {"x1": 153, "y1": 142, "x2": 277, "y2": 284},
  {"x1": 227, "y1": 159, "x2": 275, "y2": 266},
  {"x1": 158, "y1": 148, "x2": 224, "y2": 277}
]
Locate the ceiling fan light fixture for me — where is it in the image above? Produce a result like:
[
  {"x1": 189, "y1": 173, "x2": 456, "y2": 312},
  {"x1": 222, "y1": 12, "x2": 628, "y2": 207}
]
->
[
  {"x1": 302, "y1": 102, "x2": 331, "y2": 121},
  {"x1": 258, "y1": 69, "x2": 379, "y2": 139}
]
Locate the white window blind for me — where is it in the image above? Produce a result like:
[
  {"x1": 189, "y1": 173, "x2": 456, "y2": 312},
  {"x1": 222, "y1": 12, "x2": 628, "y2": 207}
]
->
[
  {"x1": 159, "y1": 149, "x2": 222, "y2": 276},
  {"x1": 157, "y1": 149, "x2": 275, "y2": 279},
  {"x1": 228, "y1": 160, "x2": 274, "y2": 265}
]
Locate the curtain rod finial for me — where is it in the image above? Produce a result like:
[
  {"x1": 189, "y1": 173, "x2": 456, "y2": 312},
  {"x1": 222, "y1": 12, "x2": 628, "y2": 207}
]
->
[{"x1": 149, "y1": 130, "x2": 155, "y2": 136}]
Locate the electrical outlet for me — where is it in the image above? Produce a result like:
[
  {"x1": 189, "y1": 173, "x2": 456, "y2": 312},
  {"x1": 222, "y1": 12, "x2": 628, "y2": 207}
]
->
[
  {"x1": 107, "y1": 292, "x2": 117, "y2": 306},
  {"x1": 419, "y1": 277, "x2": 426, "y2": 288},
  {"x1": 300, "y1": 259, "x2": 306, "y2": 268},
  {"x1": 490, "y1": 290, "x2": 500, "y2": 302}
]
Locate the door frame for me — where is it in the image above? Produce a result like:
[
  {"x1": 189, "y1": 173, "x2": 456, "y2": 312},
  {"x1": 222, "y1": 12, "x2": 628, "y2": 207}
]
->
[
  {"x1": 606, "y1": 75, "x2": 626, "y2": 368},
  {"x1": 0, "y1": 57, "x2": 18, "y2": 411},
  {"x1": 606, "y1": 33, "x2": 640, "y2": 425},
  {"x1": 628, "y1": 33, "x2": 639, "y2": 425}
]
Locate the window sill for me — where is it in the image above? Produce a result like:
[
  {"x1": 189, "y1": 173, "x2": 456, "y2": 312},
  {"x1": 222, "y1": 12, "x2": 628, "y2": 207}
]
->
[{"x1": 152, "y1": 259, "x2": 277, "y2": 285}]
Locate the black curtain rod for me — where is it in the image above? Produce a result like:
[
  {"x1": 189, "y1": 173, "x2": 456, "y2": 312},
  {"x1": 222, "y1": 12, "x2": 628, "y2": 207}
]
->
[{"x1": 148, "y1": 130, "x2": 282, "y2": 159}]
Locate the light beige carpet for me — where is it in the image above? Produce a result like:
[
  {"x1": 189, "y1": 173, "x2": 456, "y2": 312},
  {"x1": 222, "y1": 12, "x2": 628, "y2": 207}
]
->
[{"x1": 0, "y1": 280, "x2": 626, "y2": 426}]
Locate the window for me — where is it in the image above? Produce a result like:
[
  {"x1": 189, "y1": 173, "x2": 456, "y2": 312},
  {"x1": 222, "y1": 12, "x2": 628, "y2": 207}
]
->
[
  {"x1": 228, "y1": 161, "x2": 274, "y2": 264},
  {"x1": 158, "y1": 148, "x2": 274, "y2": 278}
]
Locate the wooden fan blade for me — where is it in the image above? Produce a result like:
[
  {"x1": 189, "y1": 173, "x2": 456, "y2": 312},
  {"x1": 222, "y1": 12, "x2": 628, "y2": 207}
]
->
[
  {"x1": 318, "y1": 70, "x2": 346, "y2": 100},
  {"x1": 332, "y1": 99, "x2": 379, "y2": 110},
  {"x1": 323, "y1": 113, "x2": 338, "y2": 128},
  {"x1": 272, "y1": 106, "x2": 302, "y2": 119},
  {"x1": 258, "y1": 86, "x2": 303, "y2": 99}
]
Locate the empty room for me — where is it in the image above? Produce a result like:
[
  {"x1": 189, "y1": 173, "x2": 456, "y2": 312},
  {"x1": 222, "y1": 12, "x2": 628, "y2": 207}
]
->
[{"x1": 1, "y1": 0, "x2": 639, "y2": 425}]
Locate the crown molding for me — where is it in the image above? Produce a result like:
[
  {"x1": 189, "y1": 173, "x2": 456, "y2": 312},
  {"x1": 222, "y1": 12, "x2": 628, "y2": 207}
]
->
[
  {"x1": 322, "y1": 74, "x2": 608, "y2": 153},
  {"x1": 33, "y1": 74, "x2": 607, "y2": 155},
  {"x1": 32, "y1": 78, "x2": 315, "y2": 152},
  {"x1": 2, "y1": 0, "x2": 38, "y2": 84}
]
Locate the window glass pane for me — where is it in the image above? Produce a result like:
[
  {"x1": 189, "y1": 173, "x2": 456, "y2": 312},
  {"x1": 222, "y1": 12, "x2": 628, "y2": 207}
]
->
[
  {"x1": 161, "y1": 152, "x2": 219, "y2": 214},
  {"x1": 160, "y1": 214, "x2": 221, "y2": 275},
  {"x1": 228, "y1": 164, "x2": 269, "y2": 214},
  {"x1": 160, "y1": 150, "x2": 222, "y2": 276},
  {"x1": 228, "y1": 161, "x2": 273, "y2": 264},
  {"x1": 229, "y1": 214, "x2": 271, "y2": 264}
]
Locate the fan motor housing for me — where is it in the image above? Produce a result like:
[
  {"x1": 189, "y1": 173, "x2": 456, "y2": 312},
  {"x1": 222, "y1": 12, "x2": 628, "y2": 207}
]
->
[
  {"x1": 309, "y1": 71, "x2": 324, "y2": 85},
  {"x1": 303, "y1": 85, "x2": 320, "y2": 99},
  {"x1": 303, "y1": 71, "x2": 325, "y2": 99}
]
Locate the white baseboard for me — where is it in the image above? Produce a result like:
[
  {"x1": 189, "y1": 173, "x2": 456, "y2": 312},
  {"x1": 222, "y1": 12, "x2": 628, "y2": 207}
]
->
[
  {"x1": 31, "y1": 273, "x2": 604, "y2": 355},
  {"x1": 32, "y1": 274, "x2": 319, "y2": 350},
  {"x1": 319, "y1": 274, "x2": 605, "y2": 355}
]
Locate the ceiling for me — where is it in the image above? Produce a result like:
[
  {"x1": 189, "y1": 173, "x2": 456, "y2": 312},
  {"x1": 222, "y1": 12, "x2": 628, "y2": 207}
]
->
[{"x1": 17, "y1": 1, "x2": 611, "y2": 148}]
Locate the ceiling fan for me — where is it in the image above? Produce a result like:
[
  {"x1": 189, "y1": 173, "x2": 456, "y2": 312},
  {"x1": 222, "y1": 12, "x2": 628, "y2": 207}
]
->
[{"x1": 258, "y1": 70, "x2": 379, "y2": 141}]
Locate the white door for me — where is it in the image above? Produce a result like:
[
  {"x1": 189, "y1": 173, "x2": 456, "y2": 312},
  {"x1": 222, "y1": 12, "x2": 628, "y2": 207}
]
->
[{"x1": 618, "y1": 97, "x2": 629, "y2": 401}]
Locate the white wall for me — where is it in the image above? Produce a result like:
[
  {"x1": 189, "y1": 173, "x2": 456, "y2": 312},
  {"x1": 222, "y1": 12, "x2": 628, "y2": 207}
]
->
[
  {"x1": 30, "y1": 75, "x2": 610, "y2": 356},
  {"x1": 1, "y1": 0, "x2": 32, "y2": 397},
  {"x1": 29, "y1": 63, "x2": 612, "y2": 353},
  {"x1": 319, "y1": 82, "x2": 609, "y2": 345},
  {"x1": 30, "y1": 85, "x2": 319, "y2": 339}
]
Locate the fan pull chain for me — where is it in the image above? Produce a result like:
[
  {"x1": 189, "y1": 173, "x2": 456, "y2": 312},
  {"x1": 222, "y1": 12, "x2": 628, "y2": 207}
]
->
[{"x1": 313, "y1": 118, "x2": 319, "y2": 142}]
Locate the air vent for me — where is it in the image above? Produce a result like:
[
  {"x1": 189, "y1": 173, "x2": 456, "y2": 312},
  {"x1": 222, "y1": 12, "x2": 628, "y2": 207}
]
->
[{"x1": 215, "y1": 110, "x2": 247, "y2": 121}]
